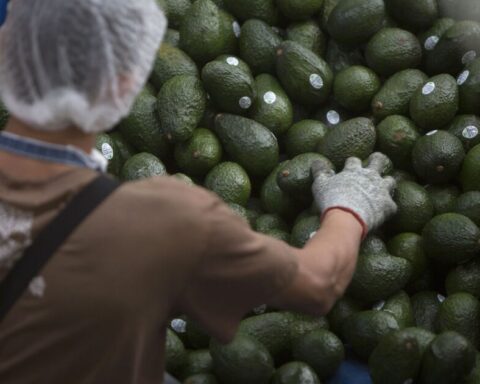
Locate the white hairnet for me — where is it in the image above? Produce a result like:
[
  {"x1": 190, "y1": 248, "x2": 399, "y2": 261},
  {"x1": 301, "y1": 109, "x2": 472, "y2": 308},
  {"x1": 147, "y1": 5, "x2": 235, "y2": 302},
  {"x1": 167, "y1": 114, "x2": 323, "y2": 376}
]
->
[{"x1": 0, "y1": 0, "x2": 166, "y2": 133}]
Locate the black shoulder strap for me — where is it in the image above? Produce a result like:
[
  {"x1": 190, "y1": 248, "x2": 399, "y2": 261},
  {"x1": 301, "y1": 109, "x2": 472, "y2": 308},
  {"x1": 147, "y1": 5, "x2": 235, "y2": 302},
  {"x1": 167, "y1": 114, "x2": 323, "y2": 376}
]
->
[{"x1": 0, "y1": 175, "x2": 121, "y2": 323}]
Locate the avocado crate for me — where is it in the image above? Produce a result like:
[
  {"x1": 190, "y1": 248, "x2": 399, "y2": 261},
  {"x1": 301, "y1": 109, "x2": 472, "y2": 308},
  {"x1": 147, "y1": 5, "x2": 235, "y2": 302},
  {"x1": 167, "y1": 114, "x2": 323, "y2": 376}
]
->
[{"x1": 80, "y1": 0, "x2": 480, "y2": 383}]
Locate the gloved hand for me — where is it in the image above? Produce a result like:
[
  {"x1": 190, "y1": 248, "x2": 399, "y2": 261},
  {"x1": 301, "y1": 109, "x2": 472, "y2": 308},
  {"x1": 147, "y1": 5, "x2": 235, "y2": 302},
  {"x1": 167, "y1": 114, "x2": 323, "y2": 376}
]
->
[{"x1": 312, "y1": 153, "x2": 397, "y2": 237}]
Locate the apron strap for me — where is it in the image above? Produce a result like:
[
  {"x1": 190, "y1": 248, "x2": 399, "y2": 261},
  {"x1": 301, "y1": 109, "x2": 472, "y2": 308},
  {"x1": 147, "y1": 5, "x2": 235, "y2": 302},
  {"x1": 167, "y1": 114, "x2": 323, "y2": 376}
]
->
[{"x1": 0, "y1": 175, "x2": 120, "y2": 323}]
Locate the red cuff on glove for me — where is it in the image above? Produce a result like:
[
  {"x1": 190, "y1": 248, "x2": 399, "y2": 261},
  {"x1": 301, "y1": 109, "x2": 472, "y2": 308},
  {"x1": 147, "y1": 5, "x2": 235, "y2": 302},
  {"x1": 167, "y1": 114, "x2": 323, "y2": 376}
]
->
[{"x1": 321, "y1": 207, "x2": 369, "y2": 240}]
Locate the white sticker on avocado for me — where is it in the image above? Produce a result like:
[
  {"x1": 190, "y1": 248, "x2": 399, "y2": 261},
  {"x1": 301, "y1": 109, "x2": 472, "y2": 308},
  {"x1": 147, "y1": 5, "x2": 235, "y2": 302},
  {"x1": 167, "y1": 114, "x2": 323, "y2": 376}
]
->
[
  {"x1": 457, "y1": 70, "x2": 470, "y2": 85},
  {"x1": 309, "y1": 74, "x2": 324, "y2": 89},
  {"x1": 424, "y1": 35, "x2": 440, "y2": 51},
  {"x1": 253, "y1": 304, "x2": 267, "y2": 315},
  {"x1": 437, "y1": 294, "x2": 446, "y2": 303},
  {"x1": 232, "y1": 21, "x2": 241, "y2": 38},
  {"x1": 309, "y1": 231, "x2": 317, "y2": 239},
  {"x1": 422, "y1": 82, "x2": 436, "y2": 95},
  {"x1": 426, "y1": 130, "x2": 438, "y2": 136},
  {"x1": 101, "y1": 143, "x2": 113, "y2": 160},
  {"x1": 239, "y1": 96, "x2": 252, "y2": 109},
  {"x1": 263, "y1": 91, "x2": 277, "y2": 104},
  {"x1": 462, "y1": 50, "x2": 477, "y2": 65},
  {"x1": 463, "y1": 125, "x2": 479, "y2": 139},
  {"x1": 372, "y1": 301, "x2": 386, "y2": 311},
  {"x1": 171, "y1": 318, "x2": 187, "y2": 333},
  {"x1": 327, "y1": 110, "x2": 340, "y2": 125},
  {"x1": 226, "y1": 56, "x2": 239, "y2": 66}
]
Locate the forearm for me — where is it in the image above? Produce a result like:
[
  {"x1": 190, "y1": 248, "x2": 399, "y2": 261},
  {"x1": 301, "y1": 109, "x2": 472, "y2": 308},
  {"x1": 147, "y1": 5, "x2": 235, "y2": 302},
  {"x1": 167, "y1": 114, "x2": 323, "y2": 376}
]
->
[{"x1": 267, "y1": 210, "x2": 362, "y2": 315}]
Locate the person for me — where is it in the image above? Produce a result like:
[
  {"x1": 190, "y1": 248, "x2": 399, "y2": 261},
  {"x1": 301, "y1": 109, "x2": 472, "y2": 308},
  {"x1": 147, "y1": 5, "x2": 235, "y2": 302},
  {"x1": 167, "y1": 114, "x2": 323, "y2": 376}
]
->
[{"x1": 0, "y1": 0, "x2": 397, "y2": 383}]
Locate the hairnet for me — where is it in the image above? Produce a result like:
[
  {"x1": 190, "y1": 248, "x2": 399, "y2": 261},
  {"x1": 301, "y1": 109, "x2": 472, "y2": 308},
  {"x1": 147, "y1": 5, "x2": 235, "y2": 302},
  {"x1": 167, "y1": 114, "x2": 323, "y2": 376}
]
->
[{"x1": 0, "y1": 0, "x2": 166, "y2": 133}]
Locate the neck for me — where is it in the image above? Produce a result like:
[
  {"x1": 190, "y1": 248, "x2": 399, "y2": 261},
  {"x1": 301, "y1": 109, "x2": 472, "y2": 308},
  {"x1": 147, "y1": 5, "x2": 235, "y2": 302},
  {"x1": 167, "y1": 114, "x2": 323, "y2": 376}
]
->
[
  {"x1": 4, "y1": 117, "x2": 95, "y2": 152},
  {"x1": 0, "y1": 118, "x2": 97, "y2": 181}
]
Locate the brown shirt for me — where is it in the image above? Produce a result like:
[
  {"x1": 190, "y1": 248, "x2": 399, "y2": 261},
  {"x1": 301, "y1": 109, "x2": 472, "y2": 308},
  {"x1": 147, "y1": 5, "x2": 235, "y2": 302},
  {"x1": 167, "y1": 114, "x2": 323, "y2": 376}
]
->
[{"x1": 0, "y1": 168, "x2": 298, "y2": 384}]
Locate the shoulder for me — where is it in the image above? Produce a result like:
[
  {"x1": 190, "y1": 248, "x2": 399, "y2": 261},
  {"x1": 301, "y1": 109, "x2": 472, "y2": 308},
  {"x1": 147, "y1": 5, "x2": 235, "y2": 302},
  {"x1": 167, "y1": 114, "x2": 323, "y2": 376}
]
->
[{"x1": 111, "y1": 176, "x2": 221, "y2": 218}]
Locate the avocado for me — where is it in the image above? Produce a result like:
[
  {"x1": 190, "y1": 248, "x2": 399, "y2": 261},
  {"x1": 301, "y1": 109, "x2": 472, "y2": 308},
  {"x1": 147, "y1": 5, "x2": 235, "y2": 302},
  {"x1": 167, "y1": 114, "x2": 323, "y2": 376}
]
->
[
  {"x1": 435, "y1": 292, "x2": 480, "y2": 349},
  {"x1": 109, "y1": 132, "x2": 136, "y2": 169},
  {"x1": 418, "y1": 18, "x2": 456, "y2": 56},
  {"x1": 446, "y1": 258, "x2": 480, "y2": 299},
  {"x1": 158, "y1": 75, "x2": 206, "y2": 143},
  {"x1": 343, "y1": 310, "x2": 400, "y2": 360},
  {"x1": 95, "y1": 133, "x2": 122, "y2": 177},
  {"x1": 118, "y1": 91, "x2": 169, "y2": 158},
  {"x1": 292, "y1": 329, "x2": 345, "y2": 379},
  {"x1": 276, "y1": 0, "x2": 324, "y2": 21},
  {"x1": 238, "y1": 20, "x2": 283, "y2": 75},
  {"x1": 366, "y1": 28, "x2": 422, "y2": 77},
  {"x1": 290, "y1": 215, "x2": 320, "y2": 248},
  {"x1": 361, "y1": 235, "x2": 388, "y2": 255},
  {"x1": 459, "y1": 59, "x2": 480, "y2": 114},
  {"x1": 210, "y1": 334, "x2": 274, "y2": 384},
  {"x1": 348, "y1": 252, "x2": 413, "y2": 302},
  {"x1": 166, "y1": 328, "x2": 187, "y2": 377},
  {"x1": 325, "y1": 39, "x2": 365, "y2": 74},
  {"x1": 183, "y1": 374, "x2": 218, "y2": 384},
  {"x1": 164, "y1": 29, "x2": 180, "y2": 48},
  {"x1": 382, "y1": 291, "x2": 415, "y2": 329},
  {"x1": 327, "y1": 0, "x2": 386, "y2": 47},
  {"x1": 369, "y1": 329, "x2": 422, "y2": 384},
  {"x1": 121, "y1": 153, "x2": 167, "y2": 181},
  {"x1": 372, "y1": 69, "x2": 428, "y2": 121},
  {"x1": 149, "y1": 44, "x2": 198, "y2": 91},
  {"x1": 454, "y1": 192, "x2": 480, "y2": 226},
  {"x1": 180, "y1": 350, "x2": 213, "y2": 380},
  {"x1": 422, "y1": 213, "x2": 480, "y2": 265},
  {"x1": 238, "y1": 312, "x2": 292, "y2": 363},
  {"x1": 384, "y1": 0, "x2": 438, "y2": 32},
  {"x1": 425, "y1": 185, "x2": 460, "y2": 215},
  {"x1": 204, "y1": 162, "x2": 251, "y2": 206},
  {"x1": 376, "y1": 115, "x2": 420, "y2": 171},
  {"x1": 276, "y1": 41, "x2": 333, "y2": 106},
  {"x1": 389, "y1": 181, "x2": 434, "y2": 234},
  {"x1": 412, "y1": 130, "x2": 465, "y2": 184},
  {"x1": 186, "y1": 319, "x2": 210, "y2": 350},
  {"x1": 250, "y1": 74, "x2": 293, "y2": 137},
  {"x1": 277, "y1": 153, "x2": 334, "y2": 198},
  {"x1": 387, "y1": 233, "x2": 427, "y2": 282},
  {"x1": 228, "y1": 203, "x2": 251, "y2": 225},
  {"x1": 271, "y1": 362, "x2": 320, "y2": 384},
  {"x1": 284, "y1": 120, "x2": 328, "y2": 158},
  {"x1": 409, "y1": 74, "x2": 459, "y2": 130},
  {"x1": 202, "y1": 56, "x2": 256, "y2": 115},
  {"x1": 461, "y1": 144, "x2": 480, "y2": 191},
  {"x1": 221, "y1": 0, "x2": 280, "y2": 25},
  {"x1": 286, "y1": 20, "x2": 326, "y2": 57},
  {"x1": 260, "y1": 162, "x2": 304, "y2": 220},
  {"x1": 288, "y1": 312, "x2": 330, "y2": 343},
  {"x1": 318, "y1": 117, "x2": 376, "y2": 169},
  {"x1": 162, "y1": 0, "x2": 191, "y2": 29},
  {"x1": 333, "y1": 65, "x2": 381, "y2": 113},
  {"x1": 411, "y1": 291, "x2": 444, "y2": 332},
  {"x1": 419, "y1": 331, "x2": 476, "y2": 384},
  {"x1": 255, "y1": 214, "x2": 289, "y2": 234},
  {"x1": 174, "y1": 128, "x2": 222, "y2": 177},
  {"x1": 214, "y1": 114, "x2": 279, "y2": 177},
  {"x1": 448, "y1": 115, "x2": 480, "y2": 151},
  {"x1": 327, "y1": 296, "x2": 365, "y2": 339},
  {"x1": 180, "y1": 0, "x2": 236, "y2": 65},
  {"x1": 425, "y1": 21, "x2": 480, "y2": 76}
]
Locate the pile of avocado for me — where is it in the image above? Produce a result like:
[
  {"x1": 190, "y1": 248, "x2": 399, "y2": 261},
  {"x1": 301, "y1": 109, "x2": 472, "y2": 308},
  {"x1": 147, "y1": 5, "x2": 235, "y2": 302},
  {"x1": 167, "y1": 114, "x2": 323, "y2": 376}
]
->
[{"x1": 92, "y1": 0, "x2": 480, "y2": 383}]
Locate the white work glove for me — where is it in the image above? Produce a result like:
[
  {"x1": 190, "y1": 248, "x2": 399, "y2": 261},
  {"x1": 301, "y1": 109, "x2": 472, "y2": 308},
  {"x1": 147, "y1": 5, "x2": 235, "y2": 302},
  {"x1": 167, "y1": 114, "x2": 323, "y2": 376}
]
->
[{"x1": 312, "y1": 153, "x2": 398, "y2": 237}]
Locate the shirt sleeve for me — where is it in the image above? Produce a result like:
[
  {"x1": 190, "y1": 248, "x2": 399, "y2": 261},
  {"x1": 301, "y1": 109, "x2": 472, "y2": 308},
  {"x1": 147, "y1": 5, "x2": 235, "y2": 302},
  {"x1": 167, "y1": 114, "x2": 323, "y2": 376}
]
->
[{"x1": 178, "y1": 197, "x2": 299, "y2": 343}]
